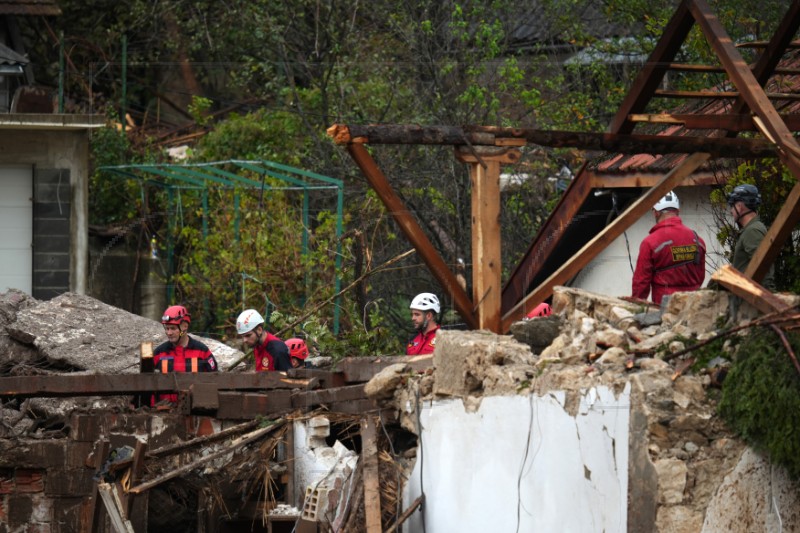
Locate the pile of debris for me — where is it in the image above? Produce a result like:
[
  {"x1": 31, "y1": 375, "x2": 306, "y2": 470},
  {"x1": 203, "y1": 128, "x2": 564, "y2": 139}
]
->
[{"x1": 366, "y1": 285, "x2": 800, "y2": 532}]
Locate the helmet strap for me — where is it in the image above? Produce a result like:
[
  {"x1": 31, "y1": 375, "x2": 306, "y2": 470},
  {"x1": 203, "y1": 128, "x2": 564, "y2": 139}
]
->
[{"x1": 734, "y1": 205, "x2": 753, "y2": 228}]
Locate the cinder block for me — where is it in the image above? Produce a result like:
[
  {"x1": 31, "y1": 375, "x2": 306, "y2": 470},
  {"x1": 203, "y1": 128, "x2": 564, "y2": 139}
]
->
[{"x1": 301, "y1": 486, "x2": 332, "y2": 522}]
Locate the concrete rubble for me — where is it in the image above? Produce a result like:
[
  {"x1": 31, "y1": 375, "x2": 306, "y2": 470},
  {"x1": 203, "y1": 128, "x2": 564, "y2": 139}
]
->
[
  {"x1": 367, "y1": 285, "x2": 800, "y2": 533},
  {"x1": 1, "y1": 285, "x2": 799, "y2": 532}
]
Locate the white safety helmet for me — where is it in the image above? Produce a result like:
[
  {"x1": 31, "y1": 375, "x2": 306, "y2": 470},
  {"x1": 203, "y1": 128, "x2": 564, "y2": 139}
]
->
[
  {"x1": 236, "y1": 309, "x2": 265, "y2": 335},
  {"x1": 410, "y1": 292, "x2": 440, "y2": 314},
  {"x1": 653, "y1": 191, "x2": 680, "y2": 212}
]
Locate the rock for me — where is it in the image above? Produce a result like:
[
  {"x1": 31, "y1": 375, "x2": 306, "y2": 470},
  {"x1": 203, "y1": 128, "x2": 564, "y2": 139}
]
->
[
  {"x1": 539, "y1": 333, "x2": 569, "y2": 359},
  {"x1": 665, "y1": 290, "x2": 728, "y2": 336},
  {"x1": 656, "y1": 505, "x2": 704, "y2": 533},
  {"x1": 669, "y1": 340, "x2": 686, "y2": 353},
  {"x1": 551, "y1": 286, "x2": 639, "y2": 322},
  {"x1": 0, "y1": 289, "x2": 36, "y2": 326},
  {"x1": 637, "y1": 358, "x2": 670, "y2": 371},
  {"x1": 633, "y1": 310, "x2": 663, "y2": 327},
  {"x1": 509, "y1": 315, "x2": 563, "y2": 353},
  {"x1": 655, "y1": 458, "x2": 687, "y2": 504},
  {"x1": 364, "y1": 363, "x2": 409, "y2": 400},
  {"x1": 702, "y1": 448, "x2": 800, "y2": 532},
  {"x1": 433, "y1": 330, "x2": 536, "y2": 398},
  {"x1": 596, "y1": 327, "x2": 627, "y2": 348},
  {"x1": 631, "y1": 331, "x2": 678, "y2": 352},
  {"x1": 596, "y1": 346, "x2": 626, "y2": 366}
]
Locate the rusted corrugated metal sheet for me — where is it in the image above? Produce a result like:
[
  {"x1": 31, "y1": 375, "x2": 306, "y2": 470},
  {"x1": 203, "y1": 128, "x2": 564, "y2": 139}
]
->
[{"x1": 0, "y1": 0, "x2": 61, "y2": 16}]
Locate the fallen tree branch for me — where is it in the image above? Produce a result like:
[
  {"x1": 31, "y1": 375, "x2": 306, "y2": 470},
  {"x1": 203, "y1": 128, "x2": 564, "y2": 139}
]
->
[
  {"x1": 768, "y1": 324, "x2": 800, "y2": 376},
  {"x1": 662, "y1": 309, "x2": 800, "y2": 362}
]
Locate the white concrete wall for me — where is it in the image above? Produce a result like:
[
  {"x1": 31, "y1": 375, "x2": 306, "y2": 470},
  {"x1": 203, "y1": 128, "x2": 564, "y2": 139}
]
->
[
  {"x1": 573, "y1": 186, "x2": 727, "y2": 299},
  {"x1": 403, "y1": 385, "x2": 630, "y2": 533}
]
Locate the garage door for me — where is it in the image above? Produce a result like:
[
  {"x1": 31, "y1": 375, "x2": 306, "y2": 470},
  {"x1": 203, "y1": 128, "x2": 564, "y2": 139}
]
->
[{"x1": 0, "y1": 166, "x2": 32, "y2": 294}]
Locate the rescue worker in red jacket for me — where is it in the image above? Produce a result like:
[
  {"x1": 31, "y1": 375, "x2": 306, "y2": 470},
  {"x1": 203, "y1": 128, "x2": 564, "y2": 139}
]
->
[
  {"x1": 153, "y1": 305, "x2": 218, "y2": 403},
  {"x1": 286, "y1": 338, "x2": 311, "y2": 368},
  {"x1": 406, "y1": 292, "x2": 441, "y2": 356},
  {"x1": 632, "y1": 191, "x2": 706, "y2": 305},
  {"x1": 236, "y1": 309, "x2": 291, "y2": 371}
]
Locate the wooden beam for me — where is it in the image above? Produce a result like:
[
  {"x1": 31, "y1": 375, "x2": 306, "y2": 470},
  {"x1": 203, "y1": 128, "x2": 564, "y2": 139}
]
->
[
  {"x1": 327, "y1": 124, "x2": 777, "y2": 158},
  {"x1": 502, "y1": 163, "x2": 593, "y2": 314},
  {"x1": 456, "y1": 148, "x2": 516, "y2": 332},
  {"x1": 361, "y1": 416, "x2": 382, "y2": 533},
  {"x1": 654, "y1": 89, "x2": 800, "y2": 101},
  {"x1": 610, "y1": 1, "x2": 695, "y2": 134},
  {"x1": 0, "y1": 373, "x2": 313, "y2": 398},
  {"x1": 345, "y1": 143, "x2": 478, "y2": 329},
  {"x1": 627, "y1": 113, "x2": 800, "y2": 131},
  {"x1": 501, "y1": 152, "x2": 710, "y2": 331},
  {"x1": 710, "y1": 265, "x2": 790, "y2": 314},
  {"x1": 688, "y1": 0, "x2": 800, "y2": 283},
  {"x1": 587, "y1": 170, "x2": 722, "y2": 188}
]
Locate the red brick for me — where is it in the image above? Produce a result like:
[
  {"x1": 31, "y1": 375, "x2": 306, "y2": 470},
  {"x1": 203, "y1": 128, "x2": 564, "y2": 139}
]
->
[
  {"x1": 0, "y1": 469, "x2": 13, "y2": 494},
  {"x1": 0, "y1": 494, "x2": 7, "y2": 521},
  {"x1": 15, "y1": 469, "x2": 44, "y2": 493}
]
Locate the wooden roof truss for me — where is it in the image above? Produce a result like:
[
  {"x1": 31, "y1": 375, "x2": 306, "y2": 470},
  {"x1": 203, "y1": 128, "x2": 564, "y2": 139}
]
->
[{"x1": 329, "y1": 0, "x2": 800, "y2": 333}]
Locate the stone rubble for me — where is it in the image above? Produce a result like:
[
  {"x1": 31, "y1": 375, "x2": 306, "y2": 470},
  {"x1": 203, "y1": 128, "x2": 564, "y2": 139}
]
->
[{"x1": 368, "y1": 285, "x2": 800, "y2": 533}]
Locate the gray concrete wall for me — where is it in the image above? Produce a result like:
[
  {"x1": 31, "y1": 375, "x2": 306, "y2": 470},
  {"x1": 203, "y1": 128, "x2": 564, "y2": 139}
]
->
[{"x1": 0, "y1": 126, "x2": 92, "y2": 296}]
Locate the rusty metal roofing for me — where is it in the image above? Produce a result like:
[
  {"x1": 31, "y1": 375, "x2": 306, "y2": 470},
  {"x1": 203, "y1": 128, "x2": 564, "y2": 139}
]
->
[{"x1": 0, "y1": 0, "x2": 61, "y2": 16}]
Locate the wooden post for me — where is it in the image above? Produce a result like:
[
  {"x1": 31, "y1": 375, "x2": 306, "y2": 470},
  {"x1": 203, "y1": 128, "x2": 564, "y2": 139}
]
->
[
  {"x1": 456, "y1": 147, "x2": 520, "y2": 332},
  {"x1": 360, "y1": 416, "x2": 382, "y2": 533}
]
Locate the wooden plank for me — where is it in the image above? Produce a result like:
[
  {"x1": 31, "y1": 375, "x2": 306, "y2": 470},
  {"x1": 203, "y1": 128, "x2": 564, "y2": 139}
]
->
[
  {"x1": 346, "y1": 143, "x2": 478, "y2": 329},
  {"x1": 284, "y1": 419, "x2": 295, "y2": 509},
  {"x1": 501, "y1": 152, "x2": 710, "y2": 330},
  {"x1": 97, "y1": 483, "x2": 135, "y2": 533},
  {"x1": 360, "y1": 416, "x2": 382, "y2": 533},
  {"x1": 710, "y1": 265, "x2": 792, "y2": 314},
  {"x1": 84, "y1": 439, "x2": 110, "y2": 533}
]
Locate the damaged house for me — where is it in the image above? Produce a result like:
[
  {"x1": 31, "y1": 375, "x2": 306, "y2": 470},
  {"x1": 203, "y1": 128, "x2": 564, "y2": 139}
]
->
[{"x1": 2, "y1": 0, "x2": 800, "y2": 532}]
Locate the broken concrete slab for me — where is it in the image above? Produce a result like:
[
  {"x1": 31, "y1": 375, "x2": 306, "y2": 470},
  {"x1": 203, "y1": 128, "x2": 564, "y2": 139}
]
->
[{"x1": 5, "y1": 292, "x2": 244, "y2": 374}]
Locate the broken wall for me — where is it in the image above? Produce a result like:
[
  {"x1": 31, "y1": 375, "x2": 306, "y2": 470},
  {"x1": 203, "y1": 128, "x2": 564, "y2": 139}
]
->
[
  {"x1": 403, "y1": 389, "x2": 630, "y2": 532},
  {"x1": 386, "y1": 286, "x2": 800, "y2": 533}
]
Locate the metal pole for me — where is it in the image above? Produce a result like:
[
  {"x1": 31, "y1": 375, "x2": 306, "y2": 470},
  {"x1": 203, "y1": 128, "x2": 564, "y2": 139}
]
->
[
  {"x1": 121, "y1": 35, "x2": 127, "y2": 134},
  {"x1": 302, "y1": 189, "x2": 309, "y2": 307},
  {"x1": 334, "y1": 183, "x2": 343, "y2": 335},
  {"x1": 58, "y1": 31, "x2": 64, "y2": 113}
]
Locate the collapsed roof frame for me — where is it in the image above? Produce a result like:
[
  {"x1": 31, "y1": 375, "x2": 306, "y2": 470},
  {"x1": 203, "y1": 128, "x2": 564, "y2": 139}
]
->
[
  {"x1": 329, "y1": 0, "x2": 800, "y2": 333},
  {"x1": 100, "y1": 159, "x2": 345, "y2": 333}
]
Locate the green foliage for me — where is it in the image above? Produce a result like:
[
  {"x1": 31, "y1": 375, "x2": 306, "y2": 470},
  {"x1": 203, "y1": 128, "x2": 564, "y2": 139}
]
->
[{"x1": 718, "y1": 328, "x2": 800, "y2": 479}]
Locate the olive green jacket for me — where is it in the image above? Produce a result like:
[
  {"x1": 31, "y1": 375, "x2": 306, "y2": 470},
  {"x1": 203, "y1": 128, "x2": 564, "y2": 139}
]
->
[{"x1": 732, "y1": 215, "x2": 775, "y2": 291}]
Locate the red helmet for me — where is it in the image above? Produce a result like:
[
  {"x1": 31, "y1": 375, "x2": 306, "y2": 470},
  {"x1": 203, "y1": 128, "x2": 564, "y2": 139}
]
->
[
  {"x1": 286, "y1": 338, "x2": 309, "y2": 360},
  {"x1": 162, "y1": 305, "x2": 191, "y2": 326},
  {"x1": 526, "y1": 303, "x2": 552, "y2": 319}
]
